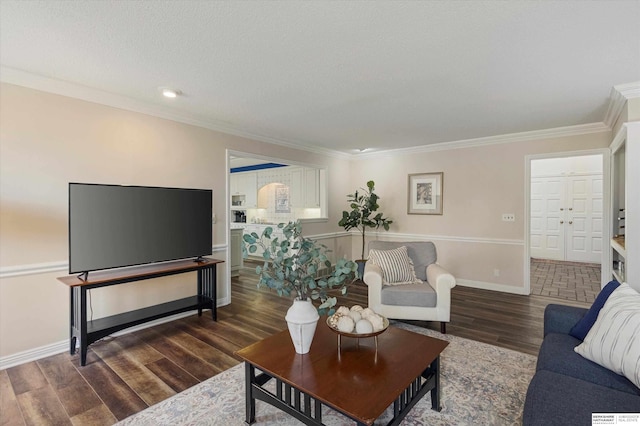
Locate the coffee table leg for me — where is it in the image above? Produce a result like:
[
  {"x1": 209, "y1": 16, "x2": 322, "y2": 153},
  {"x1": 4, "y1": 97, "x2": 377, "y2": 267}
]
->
[
  {"x1": 245, "y1": 362, "x2": 256, "y2": 424},
  {"x1": 431, "y1": 355, "x2": 442, "y2": 411}
]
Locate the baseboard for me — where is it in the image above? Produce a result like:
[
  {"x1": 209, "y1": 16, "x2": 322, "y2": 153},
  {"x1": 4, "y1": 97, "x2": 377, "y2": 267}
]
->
[
  {"x1": 456, "y1": 278, "x2": 529, "y2": 295},
  {"x1": 0, "y1": 302, "x2": 228, "y2": 370}
]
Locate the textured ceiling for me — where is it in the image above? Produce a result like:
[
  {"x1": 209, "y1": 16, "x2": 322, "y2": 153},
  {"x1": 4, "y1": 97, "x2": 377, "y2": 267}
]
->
[{"x1": 1, "y1": 1, "x2": 639, "y2": 154}]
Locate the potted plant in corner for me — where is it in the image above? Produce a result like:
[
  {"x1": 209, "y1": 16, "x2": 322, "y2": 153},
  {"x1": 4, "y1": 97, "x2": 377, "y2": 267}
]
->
[
  {"x1": 338, "y1": 180, "x2": 393, "y2": 277},
  {"x1": 243, "y1": 221, "x2": 358, "y2": 354}
]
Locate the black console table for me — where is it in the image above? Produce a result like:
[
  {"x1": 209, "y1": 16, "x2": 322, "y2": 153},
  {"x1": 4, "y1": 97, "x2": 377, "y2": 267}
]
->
[{"x1": 57, "y1": 258, "x2": 223, "y2": 366}]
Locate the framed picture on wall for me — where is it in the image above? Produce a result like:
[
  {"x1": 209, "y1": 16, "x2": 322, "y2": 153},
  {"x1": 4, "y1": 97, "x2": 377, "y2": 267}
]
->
[{"x1": 408, "y1": 172, "x2": 443, "y2": 215}]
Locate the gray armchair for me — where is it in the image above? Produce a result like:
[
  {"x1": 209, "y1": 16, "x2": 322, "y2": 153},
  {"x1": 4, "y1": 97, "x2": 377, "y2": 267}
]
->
[{"x1": 363, "y1": 241, "x2": 456, "y2": 333}]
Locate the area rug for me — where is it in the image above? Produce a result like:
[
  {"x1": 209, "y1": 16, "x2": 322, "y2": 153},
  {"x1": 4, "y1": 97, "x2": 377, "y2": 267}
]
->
[{"x1": 117, "y1": 323, "x2": 537, "y2": 425}]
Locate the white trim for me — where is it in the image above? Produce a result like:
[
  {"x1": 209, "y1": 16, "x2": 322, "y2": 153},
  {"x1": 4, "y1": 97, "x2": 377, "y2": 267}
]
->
[
  {"x1": 0, "y1": 67, "x2": 349, "y2": 161},
  {"x1": 604, "y1": 82, "x2": 640, "y2": 129},
  {"x1": 0, "y1": 261, "x2": 67, "y2": 278},
  {"x1": 368, "y1": 231, "x2": 524, "y2": 246},
  {"x1": 456, "y1": 278, "x2": 529, "y2": 295},
  {"x1": 357, "y1": 122, "x2": 610, "y2": 159},
  {"x1": 0, "y1": 245, "x2": 228, "y2": 279},
  {"x1": 610, "y1": 124, "x2": 627, "y2": 154}
]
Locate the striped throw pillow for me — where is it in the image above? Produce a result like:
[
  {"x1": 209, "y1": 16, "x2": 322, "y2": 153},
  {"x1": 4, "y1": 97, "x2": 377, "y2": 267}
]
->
[
  {"x1": 574, "y1": 282, "x2": 640, "y2": 388},
  {"x1": 368, "y1": 246, "x2": 419, "y2": 285}
]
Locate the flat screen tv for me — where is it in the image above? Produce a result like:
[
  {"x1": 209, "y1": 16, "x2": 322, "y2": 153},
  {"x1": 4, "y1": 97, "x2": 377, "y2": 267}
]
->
[{"x1": 69, "y1": 183, "x2": 212, "y2": 276}]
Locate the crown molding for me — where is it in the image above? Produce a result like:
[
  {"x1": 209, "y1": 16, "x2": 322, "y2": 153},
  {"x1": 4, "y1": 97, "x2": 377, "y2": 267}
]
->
[
  {"x1": 0, "y1": 67, "x2": 350, "y2": 160},
  {"x1": 356, "y1": 121, "x2": 611, "y2": 159},
  {"x1": 603, "y1": 81, "x2": 640, "y2": 128},
  {"x1": 2, "y1": 67, "x2": 632, "y2": 161}
]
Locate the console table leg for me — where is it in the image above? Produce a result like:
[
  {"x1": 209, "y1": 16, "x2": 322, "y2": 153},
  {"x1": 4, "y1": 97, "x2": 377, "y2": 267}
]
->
[
  {"x1": 80, "y1": 288, "x2": 88, "y2": 366},
  {"x1": 69, "y1": 288, "x2": 76, "y2": 355},
  {"x1": 245, "y1": 362, "x2": 256, "y2": 424},
  {"x1": 198, "y1": 266, "x2": 217, "y2": 321}
]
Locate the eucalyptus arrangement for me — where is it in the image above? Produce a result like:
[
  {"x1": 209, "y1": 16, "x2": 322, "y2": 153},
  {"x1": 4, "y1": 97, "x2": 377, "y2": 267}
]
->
[{"x1": 243, "y1": 221, "x2": 358, "y2": 315}]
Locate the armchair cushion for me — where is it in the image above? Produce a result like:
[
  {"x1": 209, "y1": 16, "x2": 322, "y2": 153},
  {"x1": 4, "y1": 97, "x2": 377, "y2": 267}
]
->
[
  {"x1": 368, "y1": 246, "x2": 419, "y2": 285},
  {"x1": 381, "y1": 282, "x2": 437, "y2": 307}
]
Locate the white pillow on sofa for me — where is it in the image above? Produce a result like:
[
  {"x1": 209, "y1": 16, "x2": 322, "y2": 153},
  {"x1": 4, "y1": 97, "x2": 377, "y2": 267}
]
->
[{"x1": 574, "y1": 282, "x2": 640, "y2": 388}]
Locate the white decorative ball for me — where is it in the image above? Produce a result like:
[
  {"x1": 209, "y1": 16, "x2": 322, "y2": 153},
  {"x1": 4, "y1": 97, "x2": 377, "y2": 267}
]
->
[
  {"x1": 336, "y1": 306, "x2": 350, "y2": 316},
  {"x1": 361, "y1": 308, "x2": 375, "y2": 319},
  {"x1": 350, "y1": 305, "x2": 364, "y2": 313},
  {"x1": 348, "y1": 310, "x2": 362, "y2": 323},
  {"x1": 328, "y1": 313, "x2": 342, "y2": 328},
  {"x1": 337, "y1": 315, "x2": 355, "y2": 333},
  {"x1": 355, "y1": 319, "x2": 374, "y2": 334},
  {"x1": 369, "y1": 314, "x2": 385, "y2": 332}
]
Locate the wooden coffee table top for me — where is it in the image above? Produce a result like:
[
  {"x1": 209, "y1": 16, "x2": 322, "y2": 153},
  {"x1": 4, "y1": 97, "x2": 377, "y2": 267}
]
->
[{"x1": 236, "y1": 321, "x2": 449, "y2": 425}]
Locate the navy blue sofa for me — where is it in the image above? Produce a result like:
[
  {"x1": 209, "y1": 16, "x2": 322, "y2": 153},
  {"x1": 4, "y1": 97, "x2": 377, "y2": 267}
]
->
[{"x1": 523, "y1": 304, "x2": 640, "y2": 425}]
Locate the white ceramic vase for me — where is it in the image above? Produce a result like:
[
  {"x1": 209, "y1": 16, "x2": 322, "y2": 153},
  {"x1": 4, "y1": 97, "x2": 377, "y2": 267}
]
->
[{"x1": 285, "y1": 298, "x2": 319, "y2": 354}]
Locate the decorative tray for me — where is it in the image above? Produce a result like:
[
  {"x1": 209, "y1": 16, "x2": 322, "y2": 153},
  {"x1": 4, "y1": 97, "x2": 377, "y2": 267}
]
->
[{"x1": 326, "y1": 316, "x2": 389, "y2": 339}]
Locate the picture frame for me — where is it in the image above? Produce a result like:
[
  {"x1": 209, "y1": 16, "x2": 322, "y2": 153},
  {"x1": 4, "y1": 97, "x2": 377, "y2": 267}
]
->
[
  {"x1": 407, "y1": 172, "x2": 443, "y2": 215},
  {"x1": 275, "y1": 184, "x2": 290, "y2": 213}
]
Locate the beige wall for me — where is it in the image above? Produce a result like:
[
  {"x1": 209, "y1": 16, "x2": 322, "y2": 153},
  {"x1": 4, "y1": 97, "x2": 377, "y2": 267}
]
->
[
  {"x1": 0, "y1": 81, "x2": 615, "y2": 364},
  {"x1": 0, "y1": 83, "x2": 350, "y2": 360},
  {"x1": 349, "y1": 132, "x2": 611, "y2": 289}
]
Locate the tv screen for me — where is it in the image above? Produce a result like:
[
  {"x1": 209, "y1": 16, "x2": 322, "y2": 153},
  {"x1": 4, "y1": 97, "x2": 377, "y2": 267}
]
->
[{"x1": 69, "y1": 183, "x2": 212, "y2": 274}]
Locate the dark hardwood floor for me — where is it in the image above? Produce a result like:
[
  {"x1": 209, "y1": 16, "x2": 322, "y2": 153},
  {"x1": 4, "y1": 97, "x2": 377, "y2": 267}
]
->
[{"x1": 1, "y1": 265, "x2": 589, "y2": 425}]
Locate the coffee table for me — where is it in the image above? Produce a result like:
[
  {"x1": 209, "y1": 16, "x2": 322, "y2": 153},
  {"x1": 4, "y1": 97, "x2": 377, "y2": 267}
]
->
[{"x1": 235, "y1": 321, "x2": 449, "y2": 425}]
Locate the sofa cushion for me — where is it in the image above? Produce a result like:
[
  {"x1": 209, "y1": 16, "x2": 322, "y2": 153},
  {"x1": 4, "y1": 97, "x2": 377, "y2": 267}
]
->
[
  {"x1": 381, "y1": 281, "x2": 437, "y2": 307},
  {"x1": 523, "y1": 370, "x2": 640, "y2": 426},
  {"x1": 575, "y1": 283, "x2": 640, "y2": 388},
  {"x1": 368, "y1": 241, "x2": 436, "y2": 281},
  {"x1": 569, "y1": 280, "x2": 620, "y2": 340},
  {"x1": 368, "y1": 246, "x2": 418, "y2": 285},
  {"x1": 537, "y1": 333, "x2": 640, "y2": 396}
]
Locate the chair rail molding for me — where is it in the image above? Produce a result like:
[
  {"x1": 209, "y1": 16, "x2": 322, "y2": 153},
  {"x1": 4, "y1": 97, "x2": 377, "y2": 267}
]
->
[{"x1": 0, "y1": 245, "x2": 229, "y2": 279}]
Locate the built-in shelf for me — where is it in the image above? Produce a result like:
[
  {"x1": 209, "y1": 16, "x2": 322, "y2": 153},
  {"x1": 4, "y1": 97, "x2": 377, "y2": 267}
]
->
[
  {"x1": 611, "y1": 236, "x2": 626, "y2": 258},
  {"x1": 612, "y1": 269, "x2": 624, "y2": 283}
]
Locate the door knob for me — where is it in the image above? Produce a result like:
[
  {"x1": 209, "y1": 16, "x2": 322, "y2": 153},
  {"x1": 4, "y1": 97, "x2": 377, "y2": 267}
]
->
[
  {"x1": 569, "y1": 221, "x2": 573, "y2": 224},
  {"x1": 560, "y1": 208, "x2": 564, "y2": 211},
  {"x1": 560, "y1": 221, "x2": 564, "y2": 224},
  {"x1": 569, "y1": 208, "x2": 573, "y2": 211}
]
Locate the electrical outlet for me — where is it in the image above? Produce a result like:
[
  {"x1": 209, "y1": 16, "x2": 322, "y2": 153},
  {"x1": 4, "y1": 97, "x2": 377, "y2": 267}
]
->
[{"x1": 502, "y1": 213, "x2": 515, "y2": 222}]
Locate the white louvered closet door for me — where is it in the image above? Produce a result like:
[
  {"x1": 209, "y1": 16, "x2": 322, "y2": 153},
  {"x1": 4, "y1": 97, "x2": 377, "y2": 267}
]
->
[{"x1": 530, "y1": 174, "x2": 603, "y2": 263}]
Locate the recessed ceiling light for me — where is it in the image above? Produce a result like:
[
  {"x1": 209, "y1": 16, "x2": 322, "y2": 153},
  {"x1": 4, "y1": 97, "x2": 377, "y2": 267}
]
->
[{"x1": 159, "y1": 87, "x2": 182, "y2": 98}]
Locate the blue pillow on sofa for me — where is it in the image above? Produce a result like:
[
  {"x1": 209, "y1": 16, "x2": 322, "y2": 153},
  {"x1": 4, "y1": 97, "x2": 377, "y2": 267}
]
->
[{"x1": 569, "y1": 280, "x2": 620, "y2": 341}]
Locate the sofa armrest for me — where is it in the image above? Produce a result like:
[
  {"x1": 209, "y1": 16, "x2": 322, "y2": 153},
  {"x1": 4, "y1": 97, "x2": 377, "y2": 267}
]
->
[
  {"x1": 426, "y1": 263, "x2": 456, "y2": 292},
  {"x1": 544, "y1": 304, "x2": 588, "y2": 337}
]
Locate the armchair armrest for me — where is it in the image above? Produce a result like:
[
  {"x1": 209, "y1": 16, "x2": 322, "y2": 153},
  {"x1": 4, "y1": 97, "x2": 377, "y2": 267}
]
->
[
  {"x1": 363, "y1": 262, "x2": 383, "y2": 288},
  {"x1": 543, "y1": 304, "x2": 587, "y2": 337},
  {"x1": 363, "y1": 262, "x2": 383, "y2": 309},
  {"x1": 426, "y1": 263, "x2": 456, "y2": 292}
]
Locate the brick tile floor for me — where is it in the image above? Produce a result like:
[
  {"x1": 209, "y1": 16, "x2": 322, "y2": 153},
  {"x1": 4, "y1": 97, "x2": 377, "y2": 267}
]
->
[{"x1": 530, "y1": 258, "x2": 601, "y2": 304}]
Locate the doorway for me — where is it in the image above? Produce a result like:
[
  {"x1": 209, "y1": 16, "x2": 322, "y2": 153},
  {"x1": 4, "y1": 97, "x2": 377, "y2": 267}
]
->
[{"x1": 527, "y1": 153, "x2": 605, "y2": 304}]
